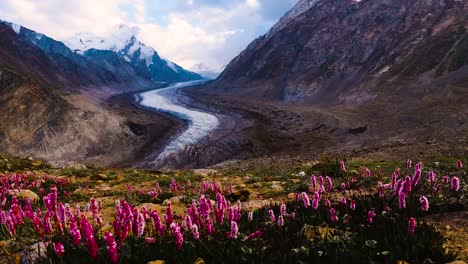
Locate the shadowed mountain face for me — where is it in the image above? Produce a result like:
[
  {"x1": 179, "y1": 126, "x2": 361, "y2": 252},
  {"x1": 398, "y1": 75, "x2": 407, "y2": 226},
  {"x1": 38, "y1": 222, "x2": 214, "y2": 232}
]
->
[{"x1": 213, "y1": 0, "x2": 468, "y2": 104}]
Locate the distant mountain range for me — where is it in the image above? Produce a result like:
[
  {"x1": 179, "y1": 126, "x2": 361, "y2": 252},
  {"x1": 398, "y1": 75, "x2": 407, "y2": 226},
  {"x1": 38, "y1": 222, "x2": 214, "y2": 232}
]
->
[{"x1": 65, "y1": 25, "x2": 202, "y2": 83}]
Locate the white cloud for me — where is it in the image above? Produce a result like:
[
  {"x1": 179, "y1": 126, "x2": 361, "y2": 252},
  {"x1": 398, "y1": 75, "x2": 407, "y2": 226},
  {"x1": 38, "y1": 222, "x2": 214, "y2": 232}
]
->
[{"x1": 0, "y1": 0, "x2": 296, "y2": 71}]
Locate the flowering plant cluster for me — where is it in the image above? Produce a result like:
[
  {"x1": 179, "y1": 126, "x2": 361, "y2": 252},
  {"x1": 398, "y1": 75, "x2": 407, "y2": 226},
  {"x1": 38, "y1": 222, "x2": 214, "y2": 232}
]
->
[{"x1": 0, "y1": 159, "x2": 464, "y2": 263}]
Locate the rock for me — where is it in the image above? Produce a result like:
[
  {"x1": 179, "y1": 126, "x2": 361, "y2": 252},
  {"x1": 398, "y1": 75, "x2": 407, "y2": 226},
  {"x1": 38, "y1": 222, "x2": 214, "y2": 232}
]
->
[
  {"x1": 10, "y1": 189, "x2": 39, "y2": 202},
  {"x1": 291, "y1": 179, "x2": 301, "y2": 183},
  {"x1": 21, "y1": 242, "x2": 47, "y2": 264},
  {"x1": 97, "y1": 173, "x2": 108, "y2": 180},
  {"x1": 194, "y1": 258, "x2": 206, "y2": 264},
  {"x1": 270, "y1": 184, "x2": 284, "y2": 191},
  {"x1": 193, "y1": 169, "x2": 217, "y2": 177},
  {"x1": 99, "y1": 184, "x2": 112, "y2": 191},
  {"x1": 298, "y1": 171, "x2": 306, "y2": 177},
  {"x1": 147, "y1": 261, "x2": 165, "y2": 264},
  {"x1": 252, "y1": 182, "x2": 262, "y2": 188},
  {"x1": 236, "y1": 184, "x2": 247, "y2": 189},
  {"x1": 163, "y1": 196, "x2": 183, "y2": 206},
  {"x1": 287, "y1": 193, "x2": 296, "y2": 199}
]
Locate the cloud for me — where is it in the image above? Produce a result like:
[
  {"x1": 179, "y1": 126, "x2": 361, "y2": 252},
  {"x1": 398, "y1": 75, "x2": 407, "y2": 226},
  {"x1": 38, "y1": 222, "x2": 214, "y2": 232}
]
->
[{"x1": 0, "y1": 0, "x2": 297, "y2": 70}]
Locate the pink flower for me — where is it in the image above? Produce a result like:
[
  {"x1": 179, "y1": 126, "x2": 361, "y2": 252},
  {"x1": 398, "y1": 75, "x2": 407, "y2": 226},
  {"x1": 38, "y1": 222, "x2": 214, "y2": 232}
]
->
[
  {"x1": 151, "y1": 212, "x2": 165, "y2": 237},
  {"x1": 457, "y1": 160, "x2": 463, "y2": 170},
  {"x1": 419, "y1": 196, "x2": 429, "y2": 211},
  {"x1": 54, "y1": 242, "x2": 65, "y2": 257},
  {"x1": 399, "y1": 193, "x2": 406, "y2": 209},
  {"x1": 408, "y1": 217, "x2": 417, "y2": 235},
  {"x1": 325, "y1": 176, "x2": 333, "y2": 193},
  {"x1": 191, "y1": 224, "x2": 200, "y2": 239},
  {"x1": 245, "y1": 230, "x2": 262, "y2": 241},
  {"x1": 330, "y1": 208, "x2": 338, "y2": 222},
  {"x1": 248, "y1": 212, "x2": 253, "y2": 222},
  {"x1": 367, "y1": 210, "x2": 375, "y2": 224},
  {"x1": 451, "y1": 177, "x2": 460, "y2": 191},
  {"x1": 407, "y1": 159, "x2": 412, "y2": 169},
  {"x1": 311, "y1": 175, "x2": 317, "y2": 188},
  {"x1": 268, "y1": 209, "x2": 276, "y2": 222},
  {"x1": 325, "y1": 199, "x2": 331, "y2": 207},
  {"x1": 164, "y1": 202, "x2": 174, "y2": 228},
  {"x1": 412, "y1": 169, "x2": 421, "y2": 186},
  {"x1": 135, "y1": 213, "x2": 145, "y2": 236},
  {"x1": 350, "y1": 200, "x2": 356, "y2": 210},
  {"x1": 341, "y1": 197, "x2": 347, "y2": 206},
  {"x1": 280, "y1": 203, "x2": 287, "y2": 216},
  {"x1": 170, "y1": 223, "x2": 184, "y2": 250},
  {"x1": 277, "y1": 215, "x2": 284, "y2": 227},
  {"x1": 443, "y1": 176, "x2": 449, "y2": 184},
  {"x1": 230, "y1": 221, "x2": 238, "y2": 238},
  {"x1": 105, "y1": 232, "x2": 118, "y2": 263},
  {"x1": 340, "y1": 160, "x2": 346, "y2": 172},
  {"x1": 428, "y1": 171, "x2": 436, "y2": 183},
  {"x1": 311, "y1": 192, "x2": 320, "y2": 209},
  {"x1": 301, "y1": 192, "x2": 310, "y2": 208},
  {"x1": 403, "y1": 176, "x2": 412, "y2": 194}
]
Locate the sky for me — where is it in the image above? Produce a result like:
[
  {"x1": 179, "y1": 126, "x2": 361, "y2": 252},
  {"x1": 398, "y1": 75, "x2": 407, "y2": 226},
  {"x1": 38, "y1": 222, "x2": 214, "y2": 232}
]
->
[{"x1": 0, "y1": 0, "x2": 298, "y2": 71}]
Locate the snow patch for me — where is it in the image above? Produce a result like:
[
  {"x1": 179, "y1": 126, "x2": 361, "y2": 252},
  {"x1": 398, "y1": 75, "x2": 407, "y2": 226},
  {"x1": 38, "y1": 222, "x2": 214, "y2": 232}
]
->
[
  {"x1": 164, "y1": 59, "x2": 178, "y2": 73},
  {"x1": 11, "y1": 23, "x2": 21, "y2": 34}
]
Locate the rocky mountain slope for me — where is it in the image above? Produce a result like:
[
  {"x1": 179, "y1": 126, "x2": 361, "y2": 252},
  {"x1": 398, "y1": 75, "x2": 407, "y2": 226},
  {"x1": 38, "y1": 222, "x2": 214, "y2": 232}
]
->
[
  {"x1": 212, "y1": 0, "x2": 468, "y2": 104},
  {"x1": 66, "y1": 25, "x2": 202, "y2": 83}
]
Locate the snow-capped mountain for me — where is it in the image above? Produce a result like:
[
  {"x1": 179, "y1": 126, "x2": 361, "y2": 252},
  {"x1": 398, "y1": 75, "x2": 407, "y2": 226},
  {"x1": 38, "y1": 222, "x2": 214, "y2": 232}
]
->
[
  {"x1": 189, "y1": 63, "x2": 221, "y2": 80},
  {"x1": 66, "y1": 25, "x2": 202, "y2": 82}
]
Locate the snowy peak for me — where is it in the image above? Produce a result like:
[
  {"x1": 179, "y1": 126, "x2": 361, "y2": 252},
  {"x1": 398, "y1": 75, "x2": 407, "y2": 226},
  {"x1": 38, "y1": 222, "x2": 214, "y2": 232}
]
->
[
  {"x1": 65, "y1": 25, "x2": 156, "y2": 67},
  {"x1": 2, "y1": 20, "x2": 23, "y2": 34},
  {"x1": 65, "y1": 24, "x2": 202, "y2": 82}
]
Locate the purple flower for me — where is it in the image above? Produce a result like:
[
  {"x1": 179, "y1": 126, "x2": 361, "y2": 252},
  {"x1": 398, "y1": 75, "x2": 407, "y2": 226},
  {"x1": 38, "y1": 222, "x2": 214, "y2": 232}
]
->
[
  {"x1": 419, "y1": 196, "x2": 429, "y2": 211},
  {"x1": 412, "y1": 169, "x2": 421, "y2": 186},
  {"x1": 311, "y1": 192, "x2": 320, "y2": 209},
  {"x1": 277, "y1": 215, "x2": 284, "y2": 226},
  {"x1": 451, "y1": 176, "x2": 460, "y2": 191},
  {"x1": 399, "y1": 193, "x2": 406, "y2": 209},
  {"x1": 170, "y1": 223, "x2": 184, "y2": 250},
  {"x1": 457, "y1": 160, "x2": 463, "y2": 170},
  {"x1": 443, "y1": 175, "x2": 449, "y2": 184},
  {"x1": 407, "y1": 159, "x2": 412, "y2": 169},
  {"x1": 428, "y1": 171, "x2": 436, "y2": 183},
  {"x1": 104, "y1": 232, "x2": 118, "y2": 263},
  {"x1": 191, "y1": 224, "x2": 200, "y2": 239},
  {"x1": 311, "y1": 175, "x2": 317, "y2": 188},
  {"x1": 245, "y1": 230, "x2": 262, "y2": 241},
  {"x1": 54, "y1": 242, "x2": 65, "y2": 257},
  {"x1": 151, "y1": 212, "x2": 164, "y2": 237},
  {"x1": 164, "y1": 202, "x2": 174, "y2": 228},
  {"x1": 403, "y1": 176, "x2": 412, "y2": 194},
  {"x1": 341, "y1": 197, "x2": 347, "y2": 206},
  {"x1": 268, "y1": 209, "x2": 276, "y2": 222},
  {"x1": 280, "y1": 203, "x2": 287, "y2": 216},
  {"x1": 350, "y1": 200, "x2": 356, "y2": 210},
  {"x1": 230, "y1": 221, "x2": 238, "y2": 239},
  {"x1": 301, "y1": 192, "x2": 310, "y2": 208},
  {"x1": 325, "y1": 176, "x2": 333, "y2": 193},
  {"x1": 330, "y1": 208, "x2": 338, "y2": 222},
  {"x1": 408, "y1": 217, "x2": 417, "y2": 235},
  {"x1": 367, "y1": 210, "x2": 375, "y2": 224},
  {"x1": 340, "y1": 160, "x2": 346, "y2": 172},
  {"x1": 248, "y1": 211, "x2": 253, "y2": 222}
]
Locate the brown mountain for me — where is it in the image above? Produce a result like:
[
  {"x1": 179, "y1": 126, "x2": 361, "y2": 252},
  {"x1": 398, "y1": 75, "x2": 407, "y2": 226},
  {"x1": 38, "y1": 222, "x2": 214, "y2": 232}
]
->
[{"x1": 192, "y1": 0, "x2": 468, "y2": 160}]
